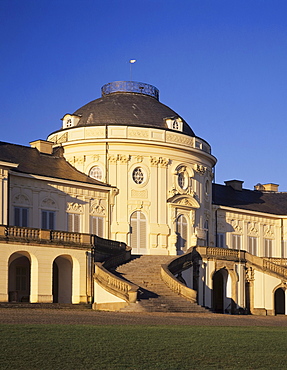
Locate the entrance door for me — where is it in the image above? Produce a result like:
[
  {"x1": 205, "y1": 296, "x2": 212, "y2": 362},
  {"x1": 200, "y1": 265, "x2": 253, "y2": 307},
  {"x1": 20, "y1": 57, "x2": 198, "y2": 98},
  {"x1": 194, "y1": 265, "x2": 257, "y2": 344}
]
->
[
  {"x1": 8, "y1": 253, "x2": 31, "y2": 302},
  {"x1": 176, "y1": 215, "x2": 188, "y2": 255},
  {"x1": 52, "y1": 256, "x2": 72, "y2": 303},
  {"x1": 213, "y1": 269, "x2": 226, "y2": 313},
  {"x1": 130, "y1": 211, "x2": 147, "y2": 254},
  {"x1": 274, "y1": 288, "x2": 285, "y2": 315}
]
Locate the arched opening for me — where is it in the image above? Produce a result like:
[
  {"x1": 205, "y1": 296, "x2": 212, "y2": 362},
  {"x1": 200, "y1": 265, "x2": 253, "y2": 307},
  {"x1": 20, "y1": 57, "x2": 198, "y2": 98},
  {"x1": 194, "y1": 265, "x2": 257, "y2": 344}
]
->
[
  {"x1": 8, "y1": 252, "x2": 31, "y2": 302},
  {"x1": 130, "y1": 211, "x2": 147, "y2": 254},
  {"x1": 176, "y1": 215, "x2": 188, "y2": 255},
  {"x1": 52, "y1": 255, "x2": 72, "y2": 303},
  {"x1": 274, "y1": 288, "x2": 285, "y2": 315},
  {"x1": 212, "y1": 269, "x2": 228, "y2": 313}
]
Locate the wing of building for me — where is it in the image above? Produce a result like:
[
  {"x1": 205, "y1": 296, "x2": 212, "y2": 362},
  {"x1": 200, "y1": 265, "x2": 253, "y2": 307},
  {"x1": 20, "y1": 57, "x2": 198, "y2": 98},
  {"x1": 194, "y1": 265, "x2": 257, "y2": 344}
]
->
[{"x1": 1, "y1": 80, "x2": 286, "y2": 315}]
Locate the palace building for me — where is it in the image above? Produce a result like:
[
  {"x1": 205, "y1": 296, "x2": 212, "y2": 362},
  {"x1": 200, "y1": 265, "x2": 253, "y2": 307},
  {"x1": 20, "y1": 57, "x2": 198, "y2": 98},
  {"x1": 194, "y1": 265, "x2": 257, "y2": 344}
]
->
[{"x1": 1, "y1": 81, "x2": 286, "y2": 314}]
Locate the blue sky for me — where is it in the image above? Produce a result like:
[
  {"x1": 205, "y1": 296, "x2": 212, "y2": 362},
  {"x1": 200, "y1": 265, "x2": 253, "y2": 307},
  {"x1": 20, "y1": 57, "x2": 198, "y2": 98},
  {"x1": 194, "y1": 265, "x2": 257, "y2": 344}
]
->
[{"x1": 1, "y1": 0, "x2": 287, "y2": 190}]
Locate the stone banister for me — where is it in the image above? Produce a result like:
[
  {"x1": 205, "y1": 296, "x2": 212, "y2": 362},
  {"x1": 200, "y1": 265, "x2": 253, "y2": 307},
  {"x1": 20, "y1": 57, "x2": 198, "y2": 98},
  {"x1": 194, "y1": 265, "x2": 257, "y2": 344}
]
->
[
  {"x1": 94, "y1": 262, "x2": 138, "y2": 303},
  {"x1": 161, "y1": 255, "x2": 197, "y2": 303}
]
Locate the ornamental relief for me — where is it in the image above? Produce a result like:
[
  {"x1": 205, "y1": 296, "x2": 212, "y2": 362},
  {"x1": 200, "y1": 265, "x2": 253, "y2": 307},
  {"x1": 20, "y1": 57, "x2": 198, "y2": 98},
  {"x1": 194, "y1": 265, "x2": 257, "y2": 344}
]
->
[
  {"x1": 90, "y1": 199, "x2": 106, "y2": 215},
  {"x1": 150, "y1": 156, "x2": 169, "y2": 167},
  {"x1": 108, "y1": 154, "x2": 130, "y2": 163},
  {"x1": 67, "y1": 202, "x2": 84, "y2": 213},
  {"x1": 194, "y1": 164, "x2": 207, "y2": 175},
  {"x1": 129, "y1": 129, "x2": 149, "y2": 138},
  {"x1": 13, "y1": 194, "x2": 30, "y2": 206},
  {"x1": 41, "y1": 198, "x2": 57, "y2": 210},
  {"x1": 248, "y1": 222, "x2": 259, "y2": 237},
  {"x1": 231, "y1": 220, "x2": 243, "y2": 233},
  {"x1": 264, "y1": 225, "x2": 274, "y2": 238},
  {"x1": 166, "y1": 133, "x2": 193, "y2": 147}
]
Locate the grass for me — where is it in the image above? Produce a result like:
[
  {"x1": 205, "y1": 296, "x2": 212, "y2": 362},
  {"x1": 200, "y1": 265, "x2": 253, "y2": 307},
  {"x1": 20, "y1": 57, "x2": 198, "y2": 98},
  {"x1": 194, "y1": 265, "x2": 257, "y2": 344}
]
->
[{"x1": 0, "y1": 325, "x2": 286, "y2": 369}]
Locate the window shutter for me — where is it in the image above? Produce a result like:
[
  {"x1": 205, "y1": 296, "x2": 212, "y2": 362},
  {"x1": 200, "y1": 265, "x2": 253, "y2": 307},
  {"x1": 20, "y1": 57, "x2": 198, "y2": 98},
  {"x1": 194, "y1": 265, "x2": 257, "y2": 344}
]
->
[
  {"x1": 49, "y1": 212, "x2": 55, "y2": 230},
  {"x1": 22, "y1": 208, "x2": 28, "y2": 227},
  {"x1": 68, "y1": 214, "x2": 73, "y2": 232},
  {"x1": 74, "y1": 214, "x2": 80, "y2": 233},
  {"x1": 42, "y1": 211, "x2": 47, "y2": 229},
  {"x1": 97, "y1": 217, "x2": 104, "y2": 237},
  {"x1": 14, "y1": 207, "x2": 20, "y2": 226}
]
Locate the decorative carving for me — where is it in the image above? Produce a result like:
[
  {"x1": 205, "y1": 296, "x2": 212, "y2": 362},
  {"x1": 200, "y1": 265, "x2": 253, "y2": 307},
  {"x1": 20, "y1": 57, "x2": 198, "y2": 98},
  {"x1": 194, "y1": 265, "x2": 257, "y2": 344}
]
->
[
  {"x1": 246, "y1": 267, "x2": 255, "y2": 282},
  {"x1": 150, "y1": 156, "x2": 169, "y2": 167},
  {"x1": 90, "y1": 199, "x2": 105, "y2": 215},
  {"x1": 231, "y1": 220, "x2": 242, "y2": 233},
  {"x1": 150, "y1": 156, "x2": 160, "y2": 166},
  {"x1": 169, "y1": 187, "x2": 178, "y2": 197},
  {"x1": 67, "y1": 202, "x2": 84, "y2": 213},
  {"x1": 92, "y1": 154, "x2": 100, "y2": 162},
  {"x1": 108, "y1": 154, "x2": 118, "y2": 163},
  {"x1": 129, "y1": 130, "x2": 149, "y2": 138},
  {"x1": 159, "y1": 157, "x2": 169, "y2": 167},
  {"x1": 14, "y1": 194, "x2": 30, "y2": 206},
  {"x1": 248, "y1": 222, "x2": 258, "y2": 237},
  {"x1": 118, "y1": 154, "x2": 130, "y2": 164},
  {"x1": 166, "y1": 133, "x2": 193, "y2": 147},
  {"x1": 264, "y1": 225, "x2": 274, "y2": 238},
  {"x1": 194, "y1": 164, "x2": 207, "y2": 175},
  {"x1": 41, "y1": 198, "x2": 57, "y2": 209}
]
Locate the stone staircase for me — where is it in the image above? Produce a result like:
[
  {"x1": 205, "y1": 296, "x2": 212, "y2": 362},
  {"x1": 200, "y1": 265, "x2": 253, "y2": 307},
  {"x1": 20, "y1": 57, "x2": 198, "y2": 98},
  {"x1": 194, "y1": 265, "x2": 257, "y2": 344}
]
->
[{"x1": 115, "y1": 255, "x2": 208, "y2": 313}]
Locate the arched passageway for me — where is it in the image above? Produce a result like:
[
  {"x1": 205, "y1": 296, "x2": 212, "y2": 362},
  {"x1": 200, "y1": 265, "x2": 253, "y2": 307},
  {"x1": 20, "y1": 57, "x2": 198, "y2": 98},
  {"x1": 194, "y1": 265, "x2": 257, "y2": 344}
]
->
[
  {"x1": 52, "y1": 255, "x2": 72, "y2": 303},
  {"x1": 274, "y1": 288, "x2": 285, "y2": 315},
  {"x1": 212, "y1": 269, "x2": 228, "y2": 313},
  {"x1": 8, "y1": 252, "x2": 31, "y2": 302}
]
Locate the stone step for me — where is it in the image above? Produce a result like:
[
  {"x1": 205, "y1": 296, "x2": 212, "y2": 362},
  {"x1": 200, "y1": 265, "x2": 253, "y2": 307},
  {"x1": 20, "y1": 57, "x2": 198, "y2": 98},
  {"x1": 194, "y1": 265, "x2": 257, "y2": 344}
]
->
[{"x1": 116, "y1": 255, "x2": 210, "y2": 313}]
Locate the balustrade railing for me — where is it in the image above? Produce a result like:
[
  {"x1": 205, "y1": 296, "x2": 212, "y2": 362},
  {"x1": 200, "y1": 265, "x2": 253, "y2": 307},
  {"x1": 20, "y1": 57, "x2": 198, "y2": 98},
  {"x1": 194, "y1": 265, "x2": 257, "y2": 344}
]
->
[{"x1": 95, "y1": 263, "x2": 138, "y2": 303}]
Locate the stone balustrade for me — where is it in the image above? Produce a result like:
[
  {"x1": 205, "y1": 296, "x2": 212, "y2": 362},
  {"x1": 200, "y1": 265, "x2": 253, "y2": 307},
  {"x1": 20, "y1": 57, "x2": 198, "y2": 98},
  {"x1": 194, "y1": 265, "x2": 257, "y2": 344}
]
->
[
  {"x1": 161, "y1": 257, "x2": 197, "y2": 303},
  {"x1": 94, "y1": 263, "x2": 138, "y2": 303}
]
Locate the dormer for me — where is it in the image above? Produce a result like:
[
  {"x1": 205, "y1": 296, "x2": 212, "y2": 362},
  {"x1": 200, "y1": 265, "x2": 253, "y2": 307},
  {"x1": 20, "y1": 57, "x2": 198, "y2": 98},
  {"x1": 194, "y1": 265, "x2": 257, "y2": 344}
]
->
[
  {"x1": 61, "y1": 114, "x2": 81, "y2": 129},
  {"x1": 165, "y1": 117, "x2": 183, "y2": 132}
]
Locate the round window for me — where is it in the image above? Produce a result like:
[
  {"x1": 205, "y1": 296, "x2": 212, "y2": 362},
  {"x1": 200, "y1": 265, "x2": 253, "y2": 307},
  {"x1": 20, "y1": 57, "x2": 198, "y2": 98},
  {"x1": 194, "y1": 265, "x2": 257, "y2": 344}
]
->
[
  {"x1": 132, "y1": 167, "x2": 144, "y2": 184},
  {"x1": 89, "y1": 166, "x2": 103, "y2": 181}
]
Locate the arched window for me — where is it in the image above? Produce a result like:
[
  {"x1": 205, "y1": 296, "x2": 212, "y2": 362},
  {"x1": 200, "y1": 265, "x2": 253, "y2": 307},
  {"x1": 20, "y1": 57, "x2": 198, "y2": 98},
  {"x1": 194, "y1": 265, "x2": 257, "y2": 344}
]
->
[
  {"x1": 130, "y1": 211, "x2": 147, "y2": 253},
  {"x1": 176, "y1": 215, "x2": 188, "y2": 254}
]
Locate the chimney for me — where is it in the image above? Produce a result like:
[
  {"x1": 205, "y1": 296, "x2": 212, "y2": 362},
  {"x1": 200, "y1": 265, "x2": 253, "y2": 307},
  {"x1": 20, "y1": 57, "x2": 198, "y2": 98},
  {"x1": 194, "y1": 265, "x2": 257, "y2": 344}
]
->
[
  {"x1": 30, "y1": 140, "x2": 53, "y2": 155},
  {"x1": 254, "y1": 183, "x2": 279, "y2": 192},
  {"x1": 224, "y1": 180, "x2": 244, "y2": 191}
]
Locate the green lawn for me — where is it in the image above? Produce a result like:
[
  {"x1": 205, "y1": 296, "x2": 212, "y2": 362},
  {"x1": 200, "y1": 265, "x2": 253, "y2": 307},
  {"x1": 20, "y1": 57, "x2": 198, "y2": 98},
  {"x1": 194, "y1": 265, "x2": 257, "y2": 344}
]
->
[{"x1": 0, "y1": 325, "x2": 286, "y2": 369}]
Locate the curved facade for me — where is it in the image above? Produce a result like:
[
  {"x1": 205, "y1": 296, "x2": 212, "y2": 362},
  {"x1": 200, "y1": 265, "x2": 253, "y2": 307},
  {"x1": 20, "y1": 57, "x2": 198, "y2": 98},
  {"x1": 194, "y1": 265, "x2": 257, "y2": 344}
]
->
[{"x1": 48, "y1": 81, "x2": 216, "y2": 255}]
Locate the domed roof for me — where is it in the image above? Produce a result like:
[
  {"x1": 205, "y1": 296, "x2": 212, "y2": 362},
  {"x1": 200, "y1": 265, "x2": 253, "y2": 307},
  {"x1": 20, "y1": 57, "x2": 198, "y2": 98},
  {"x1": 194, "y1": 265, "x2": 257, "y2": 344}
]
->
[{"x1": 71, "y1": 81, "x2": 195, "y2": 137}]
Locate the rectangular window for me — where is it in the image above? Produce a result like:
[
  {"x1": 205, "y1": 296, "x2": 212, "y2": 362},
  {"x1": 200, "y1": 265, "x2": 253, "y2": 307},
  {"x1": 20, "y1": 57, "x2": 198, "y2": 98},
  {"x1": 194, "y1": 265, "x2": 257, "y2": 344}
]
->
[
  {"x1": 14, "y1": 207, "x2": 28, "y2": 227},
  {"x1": 248, "y1": 237, "x2": 257, "y2": 255},
  {"x1": 232, "y1": 234, "x2": 241, "y2": 250},
  {"x1": 41, "y1": 210, "x2": 55, "y2": 230},
  {"x1": 217, "y1": 233, "x2": 225, "y2": 248},
  {"x1": 91, "y1": 216, "x2": 104, "y2": 237},
  {"x1": 68, "y1": 213, "x2": 80, "y2": 233},
  {"x1": 264, "y1": 239, "x2": 273, "y2": 257}
]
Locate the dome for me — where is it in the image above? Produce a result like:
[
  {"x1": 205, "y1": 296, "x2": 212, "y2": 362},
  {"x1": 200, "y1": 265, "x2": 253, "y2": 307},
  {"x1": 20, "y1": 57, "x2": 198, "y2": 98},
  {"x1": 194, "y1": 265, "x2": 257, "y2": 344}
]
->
[{"x1": 69, "y1": 81, "x2": 195, "y2": 137}]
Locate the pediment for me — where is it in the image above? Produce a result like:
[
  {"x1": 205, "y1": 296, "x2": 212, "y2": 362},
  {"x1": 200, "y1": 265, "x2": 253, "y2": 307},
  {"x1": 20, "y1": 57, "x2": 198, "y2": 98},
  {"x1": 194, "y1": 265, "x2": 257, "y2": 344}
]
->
[{"x1": 167, "y1": 194, "x2": 200, "y2": 209}]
